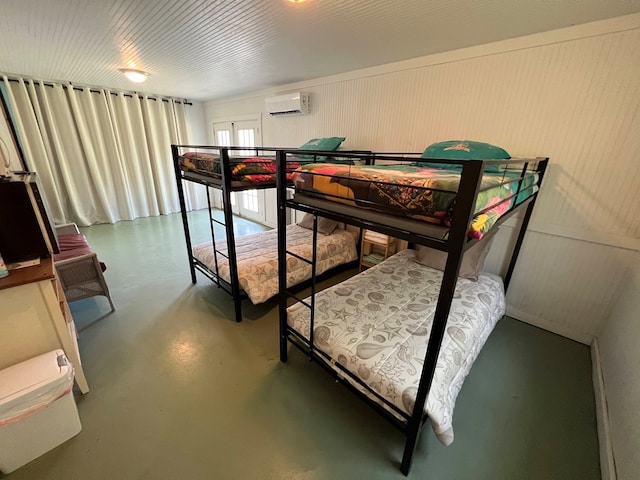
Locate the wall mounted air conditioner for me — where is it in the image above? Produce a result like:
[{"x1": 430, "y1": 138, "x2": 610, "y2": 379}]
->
[{"x1": 265, "y1": 92, "x2": 310, "y2": 116}]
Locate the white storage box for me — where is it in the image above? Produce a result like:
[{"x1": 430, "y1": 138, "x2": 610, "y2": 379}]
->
[{"x1": 0, "y1": 350, "x2": 82, "y2": 474}]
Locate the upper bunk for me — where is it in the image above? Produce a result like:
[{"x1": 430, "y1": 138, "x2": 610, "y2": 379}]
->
[
  {"x1": 171, "y1": 144, "x2": 372, "y2": 192},
  {"x1": 275, "y1": 147, "x2": 549, "y2": 256}
]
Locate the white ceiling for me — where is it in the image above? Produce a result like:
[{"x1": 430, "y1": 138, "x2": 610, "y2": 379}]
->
[{"x1": 0, "y1": 0, "x2": 639, "y2": 102}]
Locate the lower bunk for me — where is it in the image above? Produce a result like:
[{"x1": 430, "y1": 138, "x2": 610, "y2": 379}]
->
[
  {"x1": 285, "y1": 248, "x2": 505, "y2": 446},
  {"x1": 192, "y1": 221, "x2": 358, "y2": 305}
]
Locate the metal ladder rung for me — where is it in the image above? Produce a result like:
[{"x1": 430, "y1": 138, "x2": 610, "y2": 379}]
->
[
  {"x1": 213, "y1": 250, "x2": 229, "y2": 260},
  {"x1": 285, "y1": 291, "x2": 312, "y2": 309}
]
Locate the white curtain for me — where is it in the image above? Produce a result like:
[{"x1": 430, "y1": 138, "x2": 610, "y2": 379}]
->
[{"x1": 1, "y1": 76, "x2": 207, "y2": 226}]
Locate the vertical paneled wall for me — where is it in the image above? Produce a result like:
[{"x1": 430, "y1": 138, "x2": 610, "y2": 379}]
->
[
  {"x1": 205, "y1": 15, "x2": 640, "y2": 343},
  {"x1": 595, "y1": 254, "x2": 640, "y2": 480}
]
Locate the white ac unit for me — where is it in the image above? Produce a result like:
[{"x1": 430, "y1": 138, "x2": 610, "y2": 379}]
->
[{"x1": 265, "y1": 92, "x2": 310, "y2": 116}]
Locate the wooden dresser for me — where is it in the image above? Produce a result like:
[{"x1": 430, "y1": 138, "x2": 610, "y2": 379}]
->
[{"x1": 0, "y1": 258, "x2": 89, "y2": 393}]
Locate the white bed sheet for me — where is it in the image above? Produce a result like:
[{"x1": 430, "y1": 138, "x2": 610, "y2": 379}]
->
[
  {"x1": 193, "y1": 224, "x2": 358, "y2": 304},
  {"x1": 287, "y1": 249, "x2": 505, "y2": 445}
]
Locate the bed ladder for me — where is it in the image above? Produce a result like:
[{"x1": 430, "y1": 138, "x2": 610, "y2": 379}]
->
[
  {"x1": 280, "y1": 214, "x2": 319, "y2": 361},
  {"x1": 172, "y1": 145, "x2": 243, "y2": 322},
  {"x1": 218, "y1": 148, "x2": 242, "y2": 322},
  {"x1": 276, "y1": 151, "x2": 316, "y2": 360}
]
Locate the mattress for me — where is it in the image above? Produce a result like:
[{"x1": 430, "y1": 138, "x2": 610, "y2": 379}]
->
[
  {"x1": 292, "y1": 163, "x2": 538, "y2": 239},
  {"x1": 193, "y1": 224, "x2": 358, "y2": 304},
  {"x1": 179, "y1": 151, "x2": 301, "y2": 186},
  {"x1": 287, "y1": 249, "x2": 505, "y2": 445}
]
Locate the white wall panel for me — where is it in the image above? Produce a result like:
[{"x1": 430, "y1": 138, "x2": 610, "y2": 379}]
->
[
  {"x1": 505, "y1": 232, "x2": 635, "y2": 344},
  {"x1": 205, "y1": 15, "x2": 640, "y2": 343},
  {"x1": 595, "y1": 255, "x2": 640, "y2": 480}
]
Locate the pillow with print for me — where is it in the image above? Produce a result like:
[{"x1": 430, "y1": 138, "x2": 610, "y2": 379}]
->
[
  {"x1": 415, "y1": 228, "x2": 497, "y2": 280},
  {"x1": 420, "y1": 140, "x2": 511, "y2": 173},
  {"x1": 298, "y1": 213, "x2": 339, "y2": 236},
  {"x1": 299, "y1": 137, "x2": 346, "y2": 152}
]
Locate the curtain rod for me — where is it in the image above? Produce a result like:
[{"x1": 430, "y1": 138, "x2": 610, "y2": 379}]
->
[{"x1": 2, "y1": 74, "x2": 192, "y2": 105}]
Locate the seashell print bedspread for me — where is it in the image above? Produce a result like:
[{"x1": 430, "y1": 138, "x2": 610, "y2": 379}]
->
[
  {"x1": 287, "y1": 249, "x2": 505, "y2": 445},
  {"x1": 193, "y1": 224, "x2": 357, "y2": 304}
]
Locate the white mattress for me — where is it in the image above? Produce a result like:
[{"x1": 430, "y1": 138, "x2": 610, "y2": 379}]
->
[
  {"x1": 287, "y1": 249, "x2": 505, "y2": 445},
  {"x1": 193, "y1": 224, "x2": 358, "y2": 304}
]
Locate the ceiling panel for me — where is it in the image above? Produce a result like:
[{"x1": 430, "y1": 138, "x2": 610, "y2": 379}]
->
[{"x1": 0, "y1": 0, "x2": 638, "y2": 101}]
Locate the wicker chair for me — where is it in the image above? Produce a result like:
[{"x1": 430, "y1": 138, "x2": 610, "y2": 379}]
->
[{"x1": 53, "y1": 223, "x2": 115, "y2": 312}]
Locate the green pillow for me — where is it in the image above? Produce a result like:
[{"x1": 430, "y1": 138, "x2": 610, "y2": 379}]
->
[
  {"x1": 420, "y1": 140, "x2": 510, "y2": 173},
  {"x1": 299, "y1": 137, "x2": 345, "y2": 152}
]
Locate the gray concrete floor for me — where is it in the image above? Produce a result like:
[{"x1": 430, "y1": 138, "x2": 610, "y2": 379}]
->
[{"x1": 3, "y1": 211, "x2": 600, "y2": 479}]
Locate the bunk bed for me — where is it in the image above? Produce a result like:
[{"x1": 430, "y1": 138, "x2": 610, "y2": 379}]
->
[
  {"x1": 275, "y1": 149, "x2": 548, "y2": 475},
  {"x1": 171, "y1": 145, "x2": 365, "y2": 322}
]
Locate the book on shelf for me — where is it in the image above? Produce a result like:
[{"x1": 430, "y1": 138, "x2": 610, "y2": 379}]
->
[{"x1": 363, "y1": 253, "x2": 384, "y2": 265}]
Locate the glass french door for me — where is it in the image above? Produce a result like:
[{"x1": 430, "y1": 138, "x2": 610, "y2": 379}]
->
[{"x1": 212, "y1": 119, "x2": 265, "y2": 224}]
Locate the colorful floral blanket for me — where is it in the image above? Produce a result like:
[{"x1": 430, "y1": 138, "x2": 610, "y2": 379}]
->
[
  {"x1": 179, "y1": 152, "x2": 301, "y2": 184},
  {"x1": 292, "y1": 163, "x2": 538, "y2": 238}
]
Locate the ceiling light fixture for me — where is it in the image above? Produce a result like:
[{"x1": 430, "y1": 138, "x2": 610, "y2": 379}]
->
[{"x1": 119, "y1": 68, "x2": 149, "y2": 83}]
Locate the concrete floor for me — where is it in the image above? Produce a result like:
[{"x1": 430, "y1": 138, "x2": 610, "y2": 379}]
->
[{"x1": 3, "y1": 211, "x2": 600, "y2": 479}]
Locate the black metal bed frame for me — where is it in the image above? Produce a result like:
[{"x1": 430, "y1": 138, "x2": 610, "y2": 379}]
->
[
  {"x1": 172, "y1": 145, "x2": 287, "y2": 322},
  {"x1": 275, "y1": 150, "x2": 549, "y2": 475},
  {"x1": 171, "y1": 144, "x2": 373, "y2": 322}
]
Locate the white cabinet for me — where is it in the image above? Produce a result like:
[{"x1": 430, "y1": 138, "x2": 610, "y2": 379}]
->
[{"x1": 0, "y1": 258, "x2": 89, "y2": 393}]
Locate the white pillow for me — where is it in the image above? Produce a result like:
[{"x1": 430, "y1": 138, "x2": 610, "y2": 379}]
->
[
  {"x1": 415, "y1": 230, "x2": 497, "y2": 280},
  {"x1": 298, "y1": 213, "x2": 339, "y2": 236}
]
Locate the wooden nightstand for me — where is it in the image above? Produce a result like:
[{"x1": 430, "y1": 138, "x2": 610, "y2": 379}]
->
[{"x1": 360, "y1": 230, "x2": 397, "y2": 271}]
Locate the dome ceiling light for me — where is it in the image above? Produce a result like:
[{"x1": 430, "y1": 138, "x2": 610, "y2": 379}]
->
[{"x1": 119, "y1": 68, "x2": 149, "y2": 83}]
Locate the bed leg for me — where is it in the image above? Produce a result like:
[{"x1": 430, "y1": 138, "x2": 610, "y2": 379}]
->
[
  {"x1": 190, "y1": 263, "x2": 196, "y2": 284},
  {"x1": 233, "y1": 297, "x2": 242, "y2": 323},
  {"x1": 400, "y1": 425, "x2": 420, "y2": 476},
  {"x1": 280, "y1": 335, "x2": 288, "y2": 362}
]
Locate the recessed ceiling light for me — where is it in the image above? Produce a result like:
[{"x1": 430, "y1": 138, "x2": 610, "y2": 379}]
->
[
  {"x1": 119, "y1": 68, "x2": 149, "y2": 83},
  {"x1": 288, "y1": 0, "x2": 307, "y2": 3}
]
